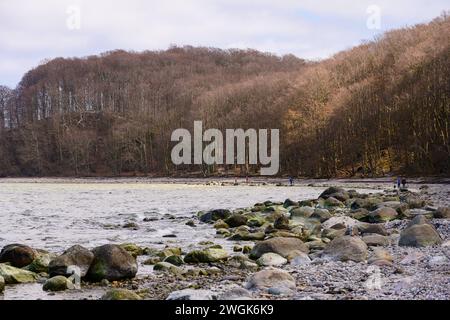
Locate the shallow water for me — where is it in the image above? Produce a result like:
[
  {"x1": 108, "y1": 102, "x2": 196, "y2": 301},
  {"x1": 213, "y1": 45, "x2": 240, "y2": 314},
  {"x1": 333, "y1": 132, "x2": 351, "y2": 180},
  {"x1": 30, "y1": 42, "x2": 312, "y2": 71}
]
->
[{"x1": 0, "y1": 180, "x2": 379, "y2": 300}]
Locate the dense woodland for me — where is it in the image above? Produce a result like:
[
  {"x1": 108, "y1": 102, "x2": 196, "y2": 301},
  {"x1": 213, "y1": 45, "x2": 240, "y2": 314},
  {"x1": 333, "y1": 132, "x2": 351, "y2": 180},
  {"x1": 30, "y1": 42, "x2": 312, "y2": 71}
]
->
[{"x1": 0, "y1": 14, "x2": 449, "y2": 177}]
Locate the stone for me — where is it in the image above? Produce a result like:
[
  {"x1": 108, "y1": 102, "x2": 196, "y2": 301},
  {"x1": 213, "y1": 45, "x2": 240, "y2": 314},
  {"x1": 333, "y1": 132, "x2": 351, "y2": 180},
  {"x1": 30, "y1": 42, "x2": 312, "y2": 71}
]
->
[
  {"x1": 49, "y1": 245, "x2": 94, "y2": 278},
  {"x1": 322, "y1": 216, "x2": 360, "y2": 230},
  {"x1": 322, "y1": 228, "x2": 346, "y2": 240},
  {"x1": 368, "y1": 248, "x2": 393, "y2": 265},
  {"x1": 319, "y1": 187, "x2": 348, "y2": 199},
  {"x1": 0, "y1": 275, "x2": 4, "y2": 293},
  {"x1": 0, "y1": 264, "x2": 38, "y2": 284},
  {"x1": 26, "y1": 252, "x2": 55, "y2": 273},
  {"x1": 101, "y1": 289, "x2": 142, "y2": 300},
  {"x1": 246, "y1": 216, "x2": 266, "y2": 227},
  {"x1": 407, "y1": 215, "x2": 429, "y2": 227},
  {"x1": 290, "y1": 207, "x2": 314, "y2": 218},
  {"x1": 289, "y1": 252, "x2": 311, "y2": 266},
  {"x1": 246, "y1": 269, "x2": 295, "y2": 291},
  {"x1": 153, "y1": 262, "x2": 183, "y2": 275},
  {"x1": 399, "y1": 224, "x2": 442, "y2": 247},
  {"x1": 362, "y1": 234, "x2": 390, "y2": 247},
  {"x1": 218, "y1": 287, "x2": 252, "y2": 300},
  {"x1": 184, "y1": 248, "x2": 228, "y2": 263},
  {"x1": 250, "y1": 237, "x2": 308, "y2": 259},
  {"x1": 400, "y1": 251, "x2": 425, "y2": 265},
  {"x1": 228, "y1": 231, "x2": 265, "y2": 241},
  {"x1": 310, "y1": 209, "x2": 332, "y2": 222},
  {"x1": 167, "y1": 289, "x2": 216, "y2": 300},
  {"x1": 143, "y1": 256, "x2": 161, "y2": 265},
  {"x1": 283, "y1": 199, "x2": 298, "y2": 208},
  {"x1": 158, "y1": 247, "x2": 182, "y2": 259},
  {"x1": 357, "y1": 223, "x2": 389, "y2": 236},
  {"x1": 323, "y1": 197, "x2": 344, "y2": 208},
  {"x1": 119, "y1": 243, "x2": 144, "y2": 258},
  {"x1": 164, "y1": 255, "x2": 184, "y2": 266},
  {"x1": 0, "y1": 244, "x2": 36, "y2": 268},
  {"x1": 405, "y1": 197, "x2": 427, "y2": 209},
  {"x1": 433, "y1": 207, "x2": 450, "y2": 219},
  {"x1": 225, "y1": 214, "x2": 248, "y2": 228},
  {"x1": 87, "y1": 244, "x2": 138, "y2": 282},
  {"x1": 200, "y1": 209, "x2": 231, "y2": 223},
  {"x1": 43, "y1": 276, "x2": 75, "y2": 292},
  {"x1": 369, "y1": 207, "x2": 398, "y2": 223},
  {"x1": 323, "y1": 236, "x2": 368, "y2": 262},
  {"x1": 123, "y1": 222, "x2": 140, "y2": 230},
  {"x1": 274, "y1": 215, "x2": 290, "y2": 230},
  {"x1": 256, "y1": 253, "x2": 287, "y2": 267},
  {"x1": 214, "y1": 220, "x2": 229, "y2": 229},
  {"x1": 350, "y1": 208, "x2": 370, "y2": 221}
]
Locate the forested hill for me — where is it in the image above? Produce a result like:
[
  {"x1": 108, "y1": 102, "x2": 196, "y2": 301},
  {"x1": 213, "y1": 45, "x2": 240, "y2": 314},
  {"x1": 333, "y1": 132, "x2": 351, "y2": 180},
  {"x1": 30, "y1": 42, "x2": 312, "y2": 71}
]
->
[{"x1": 0, "y1": 14, "x2": 449, "y2": 177}]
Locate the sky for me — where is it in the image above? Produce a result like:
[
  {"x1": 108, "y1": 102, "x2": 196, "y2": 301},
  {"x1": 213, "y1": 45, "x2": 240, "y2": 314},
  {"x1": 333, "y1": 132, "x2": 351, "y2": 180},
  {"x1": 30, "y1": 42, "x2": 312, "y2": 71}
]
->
[{"x1": 0, "y1": 0, "x2": 448, "y2": 88}]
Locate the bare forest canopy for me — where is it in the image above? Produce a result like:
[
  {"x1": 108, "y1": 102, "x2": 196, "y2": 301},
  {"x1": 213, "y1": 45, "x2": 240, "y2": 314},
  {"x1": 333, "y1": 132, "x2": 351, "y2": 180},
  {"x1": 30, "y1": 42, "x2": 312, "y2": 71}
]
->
[{"x1": 0, "y1": 14, "x2": 449, "y2": 177}]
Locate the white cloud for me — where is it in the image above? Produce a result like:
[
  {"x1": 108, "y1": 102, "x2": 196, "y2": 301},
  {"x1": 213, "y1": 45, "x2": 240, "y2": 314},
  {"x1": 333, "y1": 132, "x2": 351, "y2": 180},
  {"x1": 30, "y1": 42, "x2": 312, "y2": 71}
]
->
[{"x1": 0, "y1": 0, "x2": 448, "y2": 87}]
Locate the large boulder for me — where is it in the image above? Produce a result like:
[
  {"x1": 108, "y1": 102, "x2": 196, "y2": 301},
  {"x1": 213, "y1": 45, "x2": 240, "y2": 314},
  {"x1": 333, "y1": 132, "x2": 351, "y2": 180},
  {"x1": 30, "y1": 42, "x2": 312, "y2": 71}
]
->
[
  {"x1": 245, "y1": 269, "x2": 295, "y2": 291},
  {"x1": 86, "y1": 244, "x2": 138, "y2": 282},
  {"x1": 101, "y1": 289, "x2": 142, "y2": 300},
  {"x1": 250, "y1": 237, "x2": 308, "y2": 259},
  {"x1": 0, "y1": 244, "x2": 36, "y2": 268},
  {"x1": 399, "y1": 224, "x2": 442, "y2": 247},
  {"x1": 184, "y1": 248, "x2": 229, "y2": 263},
  {"x1": 324, "y1": 236, "x2": 368, "y2": 262},
  {"x1": 0, "y1": 264, "x2": 38, "y2": 284},
  {"x1": 369, "y1": 207, "x2": 398, "y2": 223},
  {"x1": 49, "y1": 245, "x2": 94, "y2": 278},
  {"x1": 43, "y1": 276, "x2": 75, "y2": 292}
]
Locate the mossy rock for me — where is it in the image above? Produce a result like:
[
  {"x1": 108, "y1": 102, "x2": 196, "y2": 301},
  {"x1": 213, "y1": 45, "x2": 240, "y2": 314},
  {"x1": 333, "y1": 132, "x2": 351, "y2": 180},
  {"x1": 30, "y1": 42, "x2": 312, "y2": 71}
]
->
[
  {"x1": 158, "y1": 247, "x2": 182, "y2": 259},
  {"x1": 184, "y1": 248, "x2": 229, "y2": 263},
  {"x1": 101, "y1": 289, "x2": 142, "y2": 300},
  {"x1": 153, "y1": 262, "x2": 183, "y2": 275},
  {"x1": 0, "y1": 264, "x2": 38, "y2": 284},
  {"x1": 214, "y1": 220, "x2": 229, "y2": 229},
  {"x1": 228, "y1": 231, "x2": 265, "y2": 241},
  {"x1": 164, "y1": 255, "x2": 184, "y2": 266},
  {"x1": 43, "y1": 276, "x2": 75, "y2": 292},
  {"x1": 26, "y1": 252, "x2": 56, "y2": 273},
  {"x1": 120, "y1": 243, "x2": 144, "y2": 258}
]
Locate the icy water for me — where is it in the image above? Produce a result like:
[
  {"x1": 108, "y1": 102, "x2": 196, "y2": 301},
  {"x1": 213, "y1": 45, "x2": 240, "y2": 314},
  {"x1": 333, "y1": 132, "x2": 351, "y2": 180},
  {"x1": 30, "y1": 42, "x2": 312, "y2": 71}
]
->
[{"x1": 0, "y1": 179, "x2": 380, "y2": 300}]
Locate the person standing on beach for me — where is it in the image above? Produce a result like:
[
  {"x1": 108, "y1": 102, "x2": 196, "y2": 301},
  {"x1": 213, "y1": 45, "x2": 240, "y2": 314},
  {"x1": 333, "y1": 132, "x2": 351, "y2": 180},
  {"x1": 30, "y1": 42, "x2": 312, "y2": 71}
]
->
[
  {"x1": 289, "y1": 177, "x2": 294, "y2": 186},
  {"x1": 397, "y1": 177, "x2": 401, "y2": 189}
]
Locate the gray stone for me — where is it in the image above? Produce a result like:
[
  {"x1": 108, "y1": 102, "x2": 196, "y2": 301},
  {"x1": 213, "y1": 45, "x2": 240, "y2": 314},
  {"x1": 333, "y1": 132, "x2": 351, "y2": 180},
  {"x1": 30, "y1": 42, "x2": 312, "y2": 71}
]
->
[{"x1": 167, "y1": 289, "x2": 216, "y2": 300}]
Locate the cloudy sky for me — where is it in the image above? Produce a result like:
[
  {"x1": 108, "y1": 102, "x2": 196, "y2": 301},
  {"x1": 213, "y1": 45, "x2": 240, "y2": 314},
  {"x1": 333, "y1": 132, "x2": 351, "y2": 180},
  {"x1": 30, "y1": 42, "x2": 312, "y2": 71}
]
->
[{"x1": 1, "y1": 0, "x2": 448, "y2": 88}]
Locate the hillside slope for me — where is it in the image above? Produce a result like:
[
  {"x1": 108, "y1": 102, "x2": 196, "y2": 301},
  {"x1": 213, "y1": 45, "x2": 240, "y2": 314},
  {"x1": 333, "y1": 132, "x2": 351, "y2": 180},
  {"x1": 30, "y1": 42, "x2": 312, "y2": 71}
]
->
[{"x1": 0, "y1": 14, "x2": 448, "y2": 177}]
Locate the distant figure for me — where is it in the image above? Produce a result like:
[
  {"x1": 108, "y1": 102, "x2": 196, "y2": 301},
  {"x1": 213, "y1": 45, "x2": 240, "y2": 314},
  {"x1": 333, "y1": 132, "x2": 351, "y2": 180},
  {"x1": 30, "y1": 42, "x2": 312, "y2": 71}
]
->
[
  {"x1": 246, "y1": 176, "x2": 249, "y2": 184},
  {"x1": 397, "y1": 177, "x2": 401, "y2": 189},
  {"x1": 402, "y1": 178, "x2": 407, "y2": 189},
  {"x1": 289, "y1": 177, "x2": 294, "y2": 186}
]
